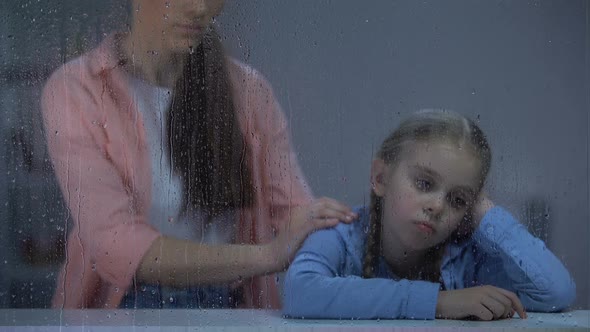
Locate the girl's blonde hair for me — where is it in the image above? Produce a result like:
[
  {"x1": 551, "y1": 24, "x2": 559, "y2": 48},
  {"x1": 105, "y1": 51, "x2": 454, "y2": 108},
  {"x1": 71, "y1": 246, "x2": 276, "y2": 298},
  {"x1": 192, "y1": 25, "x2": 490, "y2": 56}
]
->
[{"x1": 362, "y1": 109, "x2": 492, "y2": 279}]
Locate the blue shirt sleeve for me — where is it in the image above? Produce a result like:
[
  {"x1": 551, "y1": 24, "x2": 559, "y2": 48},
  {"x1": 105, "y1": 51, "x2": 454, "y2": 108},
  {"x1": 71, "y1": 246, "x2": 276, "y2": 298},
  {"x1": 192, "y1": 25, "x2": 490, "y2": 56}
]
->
[
  {"x1": 472, "y1": 206, "x2": 576, "y2": 311},
  {"x1": 282, "y1": 224, "x2": 440, "y2": 320}
]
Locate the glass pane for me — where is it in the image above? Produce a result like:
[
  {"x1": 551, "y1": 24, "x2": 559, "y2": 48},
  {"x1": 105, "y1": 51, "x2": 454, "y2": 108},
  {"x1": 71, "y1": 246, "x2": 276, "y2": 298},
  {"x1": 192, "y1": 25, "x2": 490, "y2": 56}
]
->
[{"x1": 0, "y1": 0, "x2": 587, "y2": 329}]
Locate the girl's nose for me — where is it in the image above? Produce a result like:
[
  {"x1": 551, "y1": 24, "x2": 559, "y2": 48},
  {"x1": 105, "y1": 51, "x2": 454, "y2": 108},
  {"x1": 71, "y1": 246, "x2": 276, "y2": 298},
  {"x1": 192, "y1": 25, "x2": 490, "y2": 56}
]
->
[{"x1": 424, "y1": 192, "x2": 445, "y2": 217}]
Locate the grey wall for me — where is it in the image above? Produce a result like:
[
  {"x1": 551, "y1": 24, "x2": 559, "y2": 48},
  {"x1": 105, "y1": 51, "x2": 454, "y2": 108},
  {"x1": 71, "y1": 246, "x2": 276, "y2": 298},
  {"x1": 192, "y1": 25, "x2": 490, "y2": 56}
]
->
[
  {"x1": 219, "y1": 0, "x2": 589, "y2": 308},
  {"x1": 1, "y1": 0, "x2": 588, "y2": 309}
]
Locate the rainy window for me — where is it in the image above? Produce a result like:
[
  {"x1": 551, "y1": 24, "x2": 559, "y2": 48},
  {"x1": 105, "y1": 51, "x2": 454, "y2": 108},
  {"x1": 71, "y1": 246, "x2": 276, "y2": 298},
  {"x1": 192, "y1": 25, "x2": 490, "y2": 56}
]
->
[{"x1": 0, "y1": 0, "x2": 587, "y2": 328}]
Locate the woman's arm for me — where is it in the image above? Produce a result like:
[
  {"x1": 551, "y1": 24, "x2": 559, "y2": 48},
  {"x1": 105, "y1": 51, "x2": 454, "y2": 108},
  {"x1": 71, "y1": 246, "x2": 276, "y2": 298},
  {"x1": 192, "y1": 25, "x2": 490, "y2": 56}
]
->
[
  {"x1": 42, "y1": 67, "x2": 161, "y2": 291},
  {"x1": 137, "y1": 236, "x2": 274, "y2": 286},
  {"x1": 138, "y1": 198, "x2": 357, "y2": 286},
  {"x1": 472, "y1": 203, "x2": 576, "y2": 312},
  {"x1": 283, "y1": 224, "x2": 441, "y2": 320}
]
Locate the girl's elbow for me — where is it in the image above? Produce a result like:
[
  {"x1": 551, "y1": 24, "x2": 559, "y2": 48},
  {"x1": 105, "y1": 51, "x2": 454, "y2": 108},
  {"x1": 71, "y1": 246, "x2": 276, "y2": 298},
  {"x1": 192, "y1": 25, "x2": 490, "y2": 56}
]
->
[
  {"x1": 282, "y1": 290, "x2": 316, "y2": 318},
  {"x1": 550, "y1": 280, "x2": 577, "y2": 311},
  {"x1": 525, "y1": 280, "x2": 576, "y2": 312},
  {"x1": 547, "y1": 276, "x2": 577, "y2": 311},
  {"x1": 282, "y1": 273, "x2": 310, "y2": 317},
  {"x1": 282, "y1": 272, "x2": 325, "y2": 318},
  {"x1": 282, "y1": 299, "x2": 306, "y2": 318}
]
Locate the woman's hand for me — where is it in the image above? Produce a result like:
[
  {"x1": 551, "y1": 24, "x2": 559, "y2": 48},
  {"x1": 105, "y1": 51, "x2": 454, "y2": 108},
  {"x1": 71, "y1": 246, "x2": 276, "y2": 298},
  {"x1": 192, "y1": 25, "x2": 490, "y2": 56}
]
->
[
  {"x1": 436, "y1": 286, "x2": 527, "y2": 321},
  {"x1": 472, "y1": 193, "x2": 495, "y2": 228},
  {"x1": 266, "y1": 197, "x2": 358, "y2": 272}
]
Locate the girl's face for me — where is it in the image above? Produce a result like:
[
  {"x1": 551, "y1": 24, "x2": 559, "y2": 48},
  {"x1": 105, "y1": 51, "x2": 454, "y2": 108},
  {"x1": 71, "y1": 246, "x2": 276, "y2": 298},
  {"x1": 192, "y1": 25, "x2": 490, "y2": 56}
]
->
[
  {"x1": 130, "y1": 0, "x2": 225, "y2": 53},
  {"x1": 371, "y1": 141, "x2": 482, "y2": 252}
]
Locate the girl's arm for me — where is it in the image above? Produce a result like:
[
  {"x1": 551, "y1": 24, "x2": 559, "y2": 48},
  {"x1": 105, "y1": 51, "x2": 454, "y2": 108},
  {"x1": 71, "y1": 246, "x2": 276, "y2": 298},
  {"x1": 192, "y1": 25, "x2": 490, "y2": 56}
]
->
[
  {"x1": 283, "y1": 224, "x2": 441, "y2": 320},
  {"x1": 471, "y1": 204, "x2": 576, "y2": 311}
]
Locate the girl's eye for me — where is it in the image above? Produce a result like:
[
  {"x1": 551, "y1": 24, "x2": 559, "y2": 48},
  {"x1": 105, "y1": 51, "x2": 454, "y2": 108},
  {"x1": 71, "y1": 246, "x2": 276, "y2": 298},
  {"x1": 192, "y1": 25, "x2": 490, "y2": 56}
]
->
[
  {"x1": 450, "y1": 195, "x2": 467, "y2": 209},
  {"x1": 415, "y1": 178, "x2": 432, "y2": 191}
]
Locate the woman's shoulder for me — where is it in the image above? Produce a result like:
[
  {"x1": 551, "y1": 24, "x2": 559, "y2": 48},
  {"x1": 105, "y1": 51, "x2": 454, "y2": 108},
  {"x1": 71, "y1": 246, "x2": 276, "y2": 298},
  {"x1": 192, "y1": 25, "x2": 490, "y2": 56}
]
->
[
  {"x1": 226, "y1": 57, "x2": 268, "y2": 84},
  {"x1": 44, "y1": 35, "x2": 121, "y2": 95},
  {"x1": 224, "y1": 57, "x2": 286, "y2": 134},
  {"x1": 44, "y1": 54, "x2": 92, "y2": 94},
  {"x1": 225, "y1": 57, "x2": 275, "y2": 100}
]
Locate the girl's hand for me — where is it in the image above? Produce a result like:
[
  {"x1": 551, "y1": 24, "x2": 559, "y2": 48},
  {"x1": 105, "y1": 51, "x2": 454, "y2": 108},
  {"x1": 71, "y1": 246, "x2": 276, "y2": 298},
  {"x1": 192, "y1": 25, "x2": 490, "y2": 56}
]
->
[
  {"x1": 436, "y1": 286, "x2": 527, "y2": 321},
  {"x1": 266, "y1": 197, "x2": 358, "y2": 271},
  {"x1": 472, "y1": 193, "x2": 495, "y2": 228}
]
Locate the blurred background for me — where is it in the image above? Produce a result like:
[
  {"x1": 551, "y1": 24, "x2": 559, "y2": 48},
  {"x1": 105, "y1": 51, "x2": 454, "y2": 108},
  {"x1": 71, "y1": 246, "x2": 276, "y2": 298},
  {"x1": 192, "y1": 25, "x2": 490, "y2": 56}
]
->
[{"x1": 0, "y1": 0, "x2": 588, "y2": 310}]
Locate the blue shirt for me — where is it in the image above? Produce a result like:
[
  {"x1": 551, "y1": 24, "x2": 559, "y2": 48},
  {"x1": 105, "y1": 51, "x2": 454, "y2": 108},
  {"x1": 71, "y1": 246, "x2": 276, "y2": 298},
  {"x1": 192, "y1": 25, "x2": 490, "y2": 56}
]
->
[{"x1": 283, "y1": 206, "x2": 576, "y2": 320}]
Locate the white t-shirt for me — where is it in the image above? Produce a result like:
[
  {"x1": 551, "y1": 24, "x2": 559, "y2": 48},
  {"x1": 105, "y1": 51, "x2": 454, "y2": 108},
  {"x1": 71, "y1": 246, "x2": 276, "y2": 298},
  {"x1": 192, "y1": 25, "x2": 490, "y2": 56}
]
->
[{"x1": 129, "y1": 76, "x2": 235, "y2": 245}]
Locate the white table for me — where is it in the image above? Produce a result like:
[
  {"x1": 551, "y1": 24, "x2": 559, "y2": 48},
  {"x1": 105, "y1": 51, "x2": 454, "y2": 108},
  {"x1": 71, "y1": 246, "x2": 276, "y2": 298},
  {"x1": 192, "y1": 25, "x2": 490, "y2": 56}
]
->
[{"x1": 0, "y1": 309, "x2": 588, "y2": 331}]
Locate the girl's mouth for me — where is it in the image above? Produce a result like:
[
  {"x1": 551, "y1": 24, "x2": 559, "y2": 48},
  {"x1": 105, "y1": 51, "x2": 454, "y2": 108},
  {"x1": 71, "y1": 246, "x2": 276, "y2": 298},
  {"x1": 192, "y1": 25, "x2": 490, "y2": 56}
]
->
[{"x1": 414, "y1": 222, "x2": 435, "y2": 234}]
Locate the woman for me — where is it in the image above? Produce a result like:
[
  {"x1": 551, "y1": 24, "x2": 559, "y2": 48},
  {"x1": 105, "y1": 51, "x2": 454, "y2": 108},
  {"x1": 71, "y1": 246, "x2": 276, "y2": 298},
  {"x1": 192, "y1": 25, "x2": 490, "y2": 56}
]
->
[{"x1": 42, "y1": 0, "x2": 356, "y2": 309}]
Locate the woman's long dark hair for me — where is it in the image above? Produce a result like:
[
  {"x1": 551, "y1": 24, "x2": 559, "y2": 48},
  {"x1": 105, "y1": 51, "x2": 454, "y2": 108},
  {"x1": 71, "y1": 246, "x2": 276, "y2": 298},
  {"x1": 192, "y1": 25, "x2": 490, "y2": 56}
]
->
[{"x1": 168, "y1": 28, "x2": 253, "y2": 217}]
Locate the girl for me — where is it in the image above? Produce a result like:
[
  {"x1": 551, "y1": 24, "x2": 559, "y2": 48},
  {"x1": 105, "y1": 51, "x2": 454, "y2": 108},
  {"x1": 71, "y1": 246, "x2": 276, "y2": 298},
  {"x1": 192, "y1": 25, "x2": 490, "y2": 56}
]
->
[
  {"x1": 283, "y1": 110, "x2": 576, "y2": 320},
  {"x1": 42, "y1": 0, "x2": 356, "y2": 309}
]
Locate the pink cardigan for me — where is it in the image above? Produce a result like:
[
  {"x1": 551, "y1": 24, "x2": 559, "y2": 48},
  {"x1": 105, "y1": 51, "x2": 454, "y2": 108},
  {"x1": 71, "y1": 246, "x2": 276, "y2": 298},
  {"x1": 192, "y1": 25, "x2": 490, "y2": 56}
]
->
[{"x1": 42, "y1": 35, "x2": 312, "y2": 309}]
